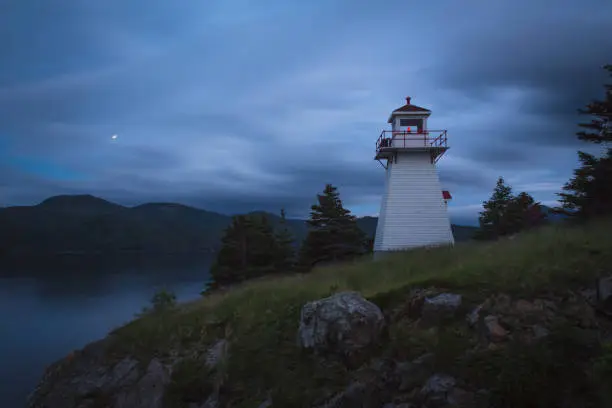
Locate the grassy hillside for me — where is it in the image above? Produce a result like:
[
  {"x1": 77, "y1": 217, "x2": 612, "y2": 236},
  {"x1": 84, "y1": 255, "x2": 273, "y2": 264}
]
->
[
  {"x1": 87, "y1": 217, "x2": 612, "y2": 407},
  {"x1": 0, "y1": 195, "x2": 478, "y2": 255}
]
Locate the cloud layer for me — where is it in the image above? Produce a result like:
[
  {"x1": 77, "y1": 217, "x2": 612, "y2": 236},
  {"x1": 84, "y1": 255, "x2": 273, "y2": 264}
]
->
[{"x1": 2, "y1": 0, "x2": 611, "y2": 225}]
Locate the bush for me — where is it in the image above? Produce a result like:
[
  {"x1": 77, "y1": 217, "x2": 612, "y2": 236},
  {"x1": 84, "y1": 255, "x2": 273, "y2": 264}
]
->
[{"x1": 138, "y1": 288, "x2": 177, "y2": 316}]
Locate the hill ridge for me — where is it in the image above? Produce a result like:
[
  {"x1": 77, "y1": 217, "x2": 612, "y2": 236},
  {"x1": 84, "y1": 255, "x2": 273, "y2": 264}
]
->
[{"x1": 0, "y1": 194, "x2": 478, "y2": 255}]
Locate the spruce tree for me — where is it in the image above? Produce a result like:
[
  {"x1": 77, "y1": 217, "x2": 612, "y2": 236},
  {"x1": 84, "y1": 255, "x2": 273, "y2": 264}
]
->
[
  {"x1": 299, "y1": 184, "x2": 366, "y2": 269},
  {"x1": 504, "y1": 192, "x2": 547, "y2": 234},
  {"x1": 246, "y1": 213, "x2": 278, "y2": 276},
  {"x1": 210, "y1": 213, "x2": 278, "y2": 287},
  {"x1": 274, "y1": 208, "x2": 296, "y2": 272},
  {"x1": 558, "y1": 64, "x2": 612, "y2": 218},
  {"x1": 575, "y1": 64, "x2": 611, "y2": 144},
  {"x1": 476, "y1": 177, "x2": 514, "y2": 239},
  {"x1": 477, "y1": 178, "x2": 547, "y2": 240},
  {"x1": 558, "y1": 150, "x2": 612, "y2": 218},
  {"x1": 210, "y1": 215, "x2": 251, "y2": 286}
]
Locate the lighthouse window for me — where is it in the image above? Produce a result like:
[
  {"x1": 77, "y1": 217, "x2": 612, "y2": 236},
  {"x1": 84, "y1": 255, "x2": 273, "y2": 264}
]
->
[{"x1": 399, "y1": 118, "x2": 423, "y2": 131}]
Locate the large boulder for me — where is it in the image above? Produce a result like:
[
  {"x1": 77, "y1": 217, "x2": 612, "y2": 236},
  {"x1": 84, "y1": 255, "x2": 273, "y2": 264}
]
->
[{"x1": 298, "y1": 291, "x2": 386, "y2": 356}]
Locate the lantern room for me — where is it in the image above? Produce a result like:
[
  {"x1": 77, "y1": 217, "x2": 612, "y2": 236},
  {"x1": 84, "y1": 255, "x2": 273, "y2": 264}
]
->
[
  {"x1": 375, "y1": 96, "x2": 449, "y2": 165},
  {"x1": 388, "y1": 96, "x2": 430, "y2": 133}
]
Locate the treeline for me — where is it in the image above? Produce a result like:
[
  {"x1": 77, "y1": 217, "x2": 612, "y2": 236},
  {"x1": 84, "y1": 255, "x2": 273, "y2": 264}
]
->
[
  {"x1": 476, "y1": 64, "x2": 612, "y2": 239},
  {"x1": 207, "y1": 184, "x2": 368, "y2": 290},
  {"x1": 475, "y1": 177, "x2": 547, "y2": 240}
]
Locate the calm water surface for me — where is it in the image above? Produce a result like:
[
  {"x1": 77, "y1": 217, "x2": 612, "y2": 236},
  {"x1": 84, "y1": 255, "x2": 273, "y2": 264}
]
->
[{"x1": 0, "y1": 254, "x2": 213, "y2": 408}]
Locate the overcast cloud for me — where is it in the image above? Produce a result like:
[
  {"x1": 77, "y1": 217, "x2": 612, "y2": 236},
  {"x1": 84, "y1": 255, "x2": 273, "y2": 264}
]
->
[{"x1": 1, "y1": 0, "x2": 611, "y2": 225}]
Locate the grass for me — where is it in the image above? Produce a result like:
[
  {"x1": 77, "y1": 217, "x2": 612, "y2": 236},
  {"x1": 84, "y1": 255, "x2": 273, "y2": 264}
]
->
[{"x1": 106, "y1": 217, "x2": 612, "y2": 407}]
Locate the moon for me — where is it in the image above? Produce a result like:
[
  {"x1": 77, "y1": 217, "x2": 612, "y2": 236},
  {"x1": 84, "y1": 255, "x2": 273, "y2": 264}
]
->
[{"x1": 111, "y1": 134, "x2": 118, "y2": 140}]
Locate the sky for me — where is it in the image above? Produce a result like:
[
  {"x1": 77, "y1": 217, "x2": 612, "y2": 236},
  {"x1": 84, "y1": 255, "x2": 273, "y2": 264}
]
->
[{"x1": 1, "y1": 0, "x2": 611, "y2": 225}]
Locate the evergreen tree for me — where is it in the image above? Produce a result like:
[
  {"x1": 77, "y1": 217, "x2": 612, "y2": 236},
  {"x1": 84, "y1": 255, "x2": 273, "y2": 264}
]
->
[
  {"x1": 558, "y1": 64, "x2": 612, "y2": 218},
  {"x1": 477, "y1": 178, "x2": 545, "y2": 240},
  {"x1": 575, "y1": 64, "x2": 612, "y2": 144},
  {"x1": 504, "y1": 192, "x2": 547, "y2": 234},
  {"x1": 476, "y1": 177, "x2": 514, "y2": 239},
  {"x1": 210, "y1": 213, "x2": 278, "y2": 287},
  {"x1": 274, "y1": 208, "x2": 296, "y2": 271},
  {"x1": 299, "y1": 184, "x2": 366, "y2": 269},
  {"x1": 210, "y1": 215, "x2": 251, "y2": 286},
  {"x1": 558, "y1": 150, "x2": 612, "y2": 218},
  {"x1": 247, "y1": 213, "x2": 278, "y2": 276}
]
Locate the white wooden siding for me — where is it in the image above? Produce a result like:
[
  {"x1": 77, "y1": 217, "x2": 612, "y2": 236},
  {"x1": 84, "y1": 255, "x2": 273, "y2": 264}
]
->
[
  {"x1": 374, "y1": 151, "x2": 454, "y2": 252},
  {"x1": 374, "y1": 166, "x2": 391, "y2": 246}
]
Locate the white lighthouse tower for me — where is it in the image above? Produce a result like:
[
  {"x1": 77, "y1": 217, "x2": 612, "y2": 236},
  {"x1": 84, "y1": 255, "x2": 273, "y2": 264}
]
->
[{"x1": 373, "y1": 96, "x2": 454, "y2": 254}]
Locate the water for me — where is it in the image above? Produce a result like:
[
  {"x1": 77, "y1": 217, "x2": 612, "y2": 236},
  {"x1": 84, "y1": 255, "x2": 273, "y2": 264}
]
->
[{"x1": 0, "y1": 254, "x2": 213, "y2": 408}]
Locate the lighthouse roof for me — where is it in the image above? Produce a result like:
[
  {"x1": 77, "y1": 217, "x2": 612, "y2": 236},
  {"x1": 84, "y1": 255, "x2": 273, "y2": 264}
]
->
[{"x1": 387, "y1": 96, "x2": 431, "y2": 123}]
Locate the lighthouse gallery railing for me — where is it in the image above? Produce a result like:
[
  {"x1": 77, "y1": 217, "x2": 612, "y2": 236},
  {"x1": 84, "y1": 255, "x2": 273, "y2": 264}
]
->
[{"x1": 376, "y1": 130, "x2": 448, "y2": 154}]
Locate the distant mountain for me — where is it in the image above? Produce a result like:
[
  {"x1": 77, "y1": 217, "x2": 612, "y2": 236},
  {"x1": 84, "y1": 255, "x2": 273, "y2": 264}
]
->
[{"x1": 0, "y1": 195, "x2": 478, "y2": 255}]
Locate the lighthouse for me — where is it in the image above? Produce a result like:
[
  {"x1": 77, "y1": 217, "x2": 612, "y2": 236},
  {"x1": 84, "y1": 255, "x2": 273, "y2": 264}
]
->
[{"x1": 373, "y1": 97, "x2": 454, "y2": 254}]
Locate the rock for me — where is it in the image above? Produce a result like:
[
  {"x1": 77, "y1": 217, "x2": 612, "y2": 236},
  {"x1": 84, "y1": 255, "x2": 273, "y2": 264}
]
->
[
  {"x1": 474, "y1": 389, "x2": 491, "y2": 408},
  {"x1": 598, "y1": 276, "x2": 612, "y2": 303},
  {"x1": 412, "y1": 352, "x2": 435, "y2": 366},
  {"x1": 534, "y1": 298, "x2": 557, "y2": 311},
  {"x1": 580, "y1": 288, "x2": 598, "y2": 306},
  {"x1": 114, "y1": 358, "x2": 170, "y2": 408},
  {"x1": 483, "y1": 315, "x2": 508, "y2": 342},
  {"x1": 71, "y1": 356, "x2": 140, "y2": 396},
  {"x1": 532, "y1": 324, "x2": 550, "y2": 339},
  {"x1": 397, "y1": 366, "x2": 428, "y2": 393},
  {"x1": 466, "y1": 304, "x2": 483, "y2": 327},
  {"x1": 563, "y1": 294, "x2": 597, "y2": 328},
  {"x1": 596, "y1": 276, "x2": 612, "y2": 314},
  {"x1": 490, "y1": 294, "x2": 512, "y2": 314},
  {"x1": 27, "y1": 339, "x2": 144, "y2": 408},
  {"x1": 421, "y1": 293, "x2": 462, "y2": 326},
  {"x1": 205, "y1": 339, "x2": 228, "y2": 370},
  {"x1": 395, "y1": 352, "x2": 435, "y2": 392},
  {"x1": 201, "y1": 394, "x2": 220, "y2": 408},
  {"x1": 420, "y1": 374, "x2": 456, "y2": 407},
  {"x1": 28, "y1": 345, "x2": 174, "y2": 408},
  {"x1": 404, "y1": 288, "x2": 439, "y2": 318},
  {"x1": 257, "y1": 397, "x2": 273, "y2": 408},
  {"x1": 448, "y1": 387, "x2": 475, "y2": 407},
  {"x1": 421, "y1": 374, "x2": 455, "y2": 395},
  {"x1": 319, "y1": 357, "x2": 413, "y2": 407},
  {"x1": 315, "y1": 381, "x2": 383, "y2": 408},
  {"x1": 514, "y1": 299, "x2": 542, "y2": 314},
  {"x1": 533, "y1": 299, "x2": 558, "y2": 321},
  {"x1": 298, "y1": 291, "x2": 385, "y2": 356},
  {"x1": 188, "y1": 395, "x2": 219, "y2": 408}
]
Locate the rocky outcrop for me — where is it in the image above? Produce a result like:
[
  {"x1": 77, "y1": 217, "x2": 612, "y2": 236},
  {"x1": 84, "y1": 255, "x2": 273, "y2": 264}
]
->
[
  {"x1": 27, "y1": 338, "x2": 227, "y2": 408},
  {"x1": 298, "y1": 291, "x2": 386, "y2": 357},
  {"x1": 310, "y1": 283, "x2": 612, "y2": 408},
  {"x1": 463, "y1": 290, "x2": 605, "y2": 349},
  {"x1": 27, "y1": 337, "x2": 171, "y2": 408},
  {"x1": 113, "y1": 359, "x2": 170, "y2": 408},
  {"x1": 27, "y1": 277, "x2": 612, "y2": 408},
  {"x1": 314, "y1": 356, "x2": 486, "y2": 408}
]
